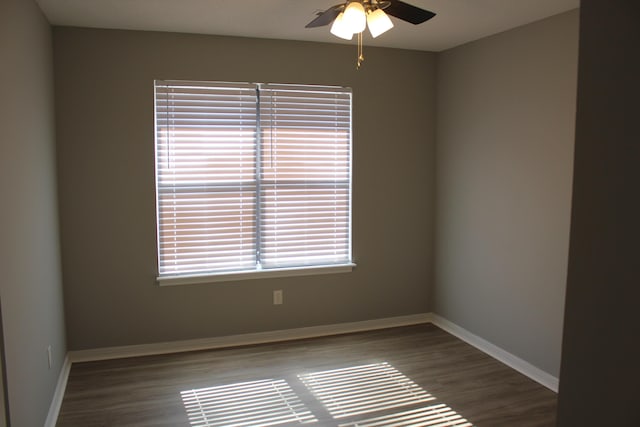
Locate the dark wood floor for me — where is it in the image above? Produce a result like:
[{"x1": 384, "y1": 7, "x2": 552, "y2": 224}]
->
[{"x1": 56, "y1": 324, "x2": 557, "y2": 426}]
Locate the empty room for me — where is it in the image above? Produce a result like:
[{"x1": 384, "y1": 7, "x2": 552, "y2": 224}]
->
[{"x1": 1, "y1": 0, "x2": 638, "y2": 426}]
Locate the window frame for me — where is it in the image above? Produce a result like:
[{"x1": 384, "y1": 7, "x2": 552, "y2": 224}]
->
[{"x1": 154, "y1": 80, "x2": 355, "y2": 285}]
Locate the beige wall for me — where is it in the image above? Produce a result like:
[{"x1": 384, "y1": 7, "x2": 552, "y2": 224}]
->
[
  {"x1": 53, "y1": 28, "x2": 437, "y2": 350},
  {"x1": 0, "y1": 0, "x2": 67, "y2": 425},
  {"x1": 558, "y1": 1, "x2": 640, "y2": 425},
  {"x1": 434, "y1": 10, "x2": 579, "y2": 377}
]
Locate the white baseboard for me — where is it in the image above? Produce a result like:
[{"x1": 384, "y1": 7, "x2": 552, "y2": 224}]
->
[
  {"x1": 69, "y1": 313, "x2": 432, "y2": 363},
  {"x1": 44, "y1": 355, "x2": 71, "y2": 427},
  {"x1": 430, "y1": 314, "x2": 559, "y2": 392}
]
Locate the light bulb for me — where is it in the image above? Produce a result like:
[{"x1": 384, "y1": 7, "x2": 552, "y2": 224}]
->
[
  {"x1": 330, "y1": 12, "x2": 354, "y2": 40},
  {"x1": 342, "y1": 1, "x2": 366, "y2": 34},
  {"x1": 367, "y1": 8, "x2": 394, "y2": 38}
]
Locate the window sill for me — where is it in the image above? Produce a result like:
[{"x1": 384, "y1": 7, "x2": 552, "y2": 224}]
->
[{"x1": 157, "y1": 263, "x2": 356, "y2": 287}]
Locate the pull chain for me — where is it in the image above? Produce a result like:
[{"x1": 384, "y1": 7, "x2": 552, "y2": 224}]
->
[{"x1": 356, "y1": 32, "x2": 364, "y2": 69}]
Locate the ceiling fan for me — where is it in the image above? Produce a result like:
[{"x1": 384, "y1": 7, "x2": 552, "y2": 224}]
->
[{"x1": 305, "y1": 0, "x2": 436, "y2": 67}]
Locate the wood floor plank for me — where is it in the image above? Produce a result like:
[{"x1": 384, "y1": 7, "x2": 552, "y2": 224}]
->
[{"x1": 56, "y1": 324, "x2": 557, "y2": 426}]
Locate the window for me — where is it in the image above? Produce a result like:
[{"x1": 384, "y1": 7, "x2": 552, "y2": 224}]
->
[{"x1": 154, "y1": 80, "x2": 353, "y2": 284}]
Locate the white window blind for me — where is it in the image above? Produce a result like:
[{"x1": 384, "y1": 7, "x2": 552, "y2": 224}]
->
[{"x1": 154, "y1": 80, "x2": 352, "y2": 280}]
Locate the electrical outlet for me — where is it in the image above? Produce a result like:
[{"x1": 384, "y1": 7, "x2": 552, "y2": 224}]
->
[
  {"x1": 47, "y1": 345, "x2": 53, "y2": 369},
  {"x1": 273, "y1": 290, "x2": 283, "y2": 305}
]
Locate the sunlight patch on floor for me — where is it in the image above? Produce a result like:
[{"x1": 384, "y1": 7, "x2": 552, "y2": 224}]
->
[
  {"x1": 297, "y1": 362, "x2": 436, "y2": 419},
  {"x1": 181, "y1": 361, "x2": 473, "y2": 427},
  {"x1": 181, "y1": 378, "x2": 317, "y2": 427},
  {"x1": 337, "y1": 403, "x2": 472, "y2": 427}
]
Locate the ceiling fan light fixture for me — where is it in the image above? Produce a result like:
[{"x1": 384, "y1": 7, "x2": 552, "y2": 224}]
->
[
  {"x1": 367, "y1": 8, "x2": 394, "y2": 38},
  {"x1": 330, "y1": 12, "x2": 354, "y2": 40},
  {"x1": 304, "y1": 0, "x2": 436, "y2": 69},
  {"x1": 342, "y1": 1, "x2": 367, "y2": 34}
]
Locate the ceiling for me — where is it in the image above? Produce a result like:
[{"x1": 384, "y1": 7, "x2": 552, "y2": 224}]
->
[{"x1": 36, "y1": 0, "x2": 579, "y2": 52}]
